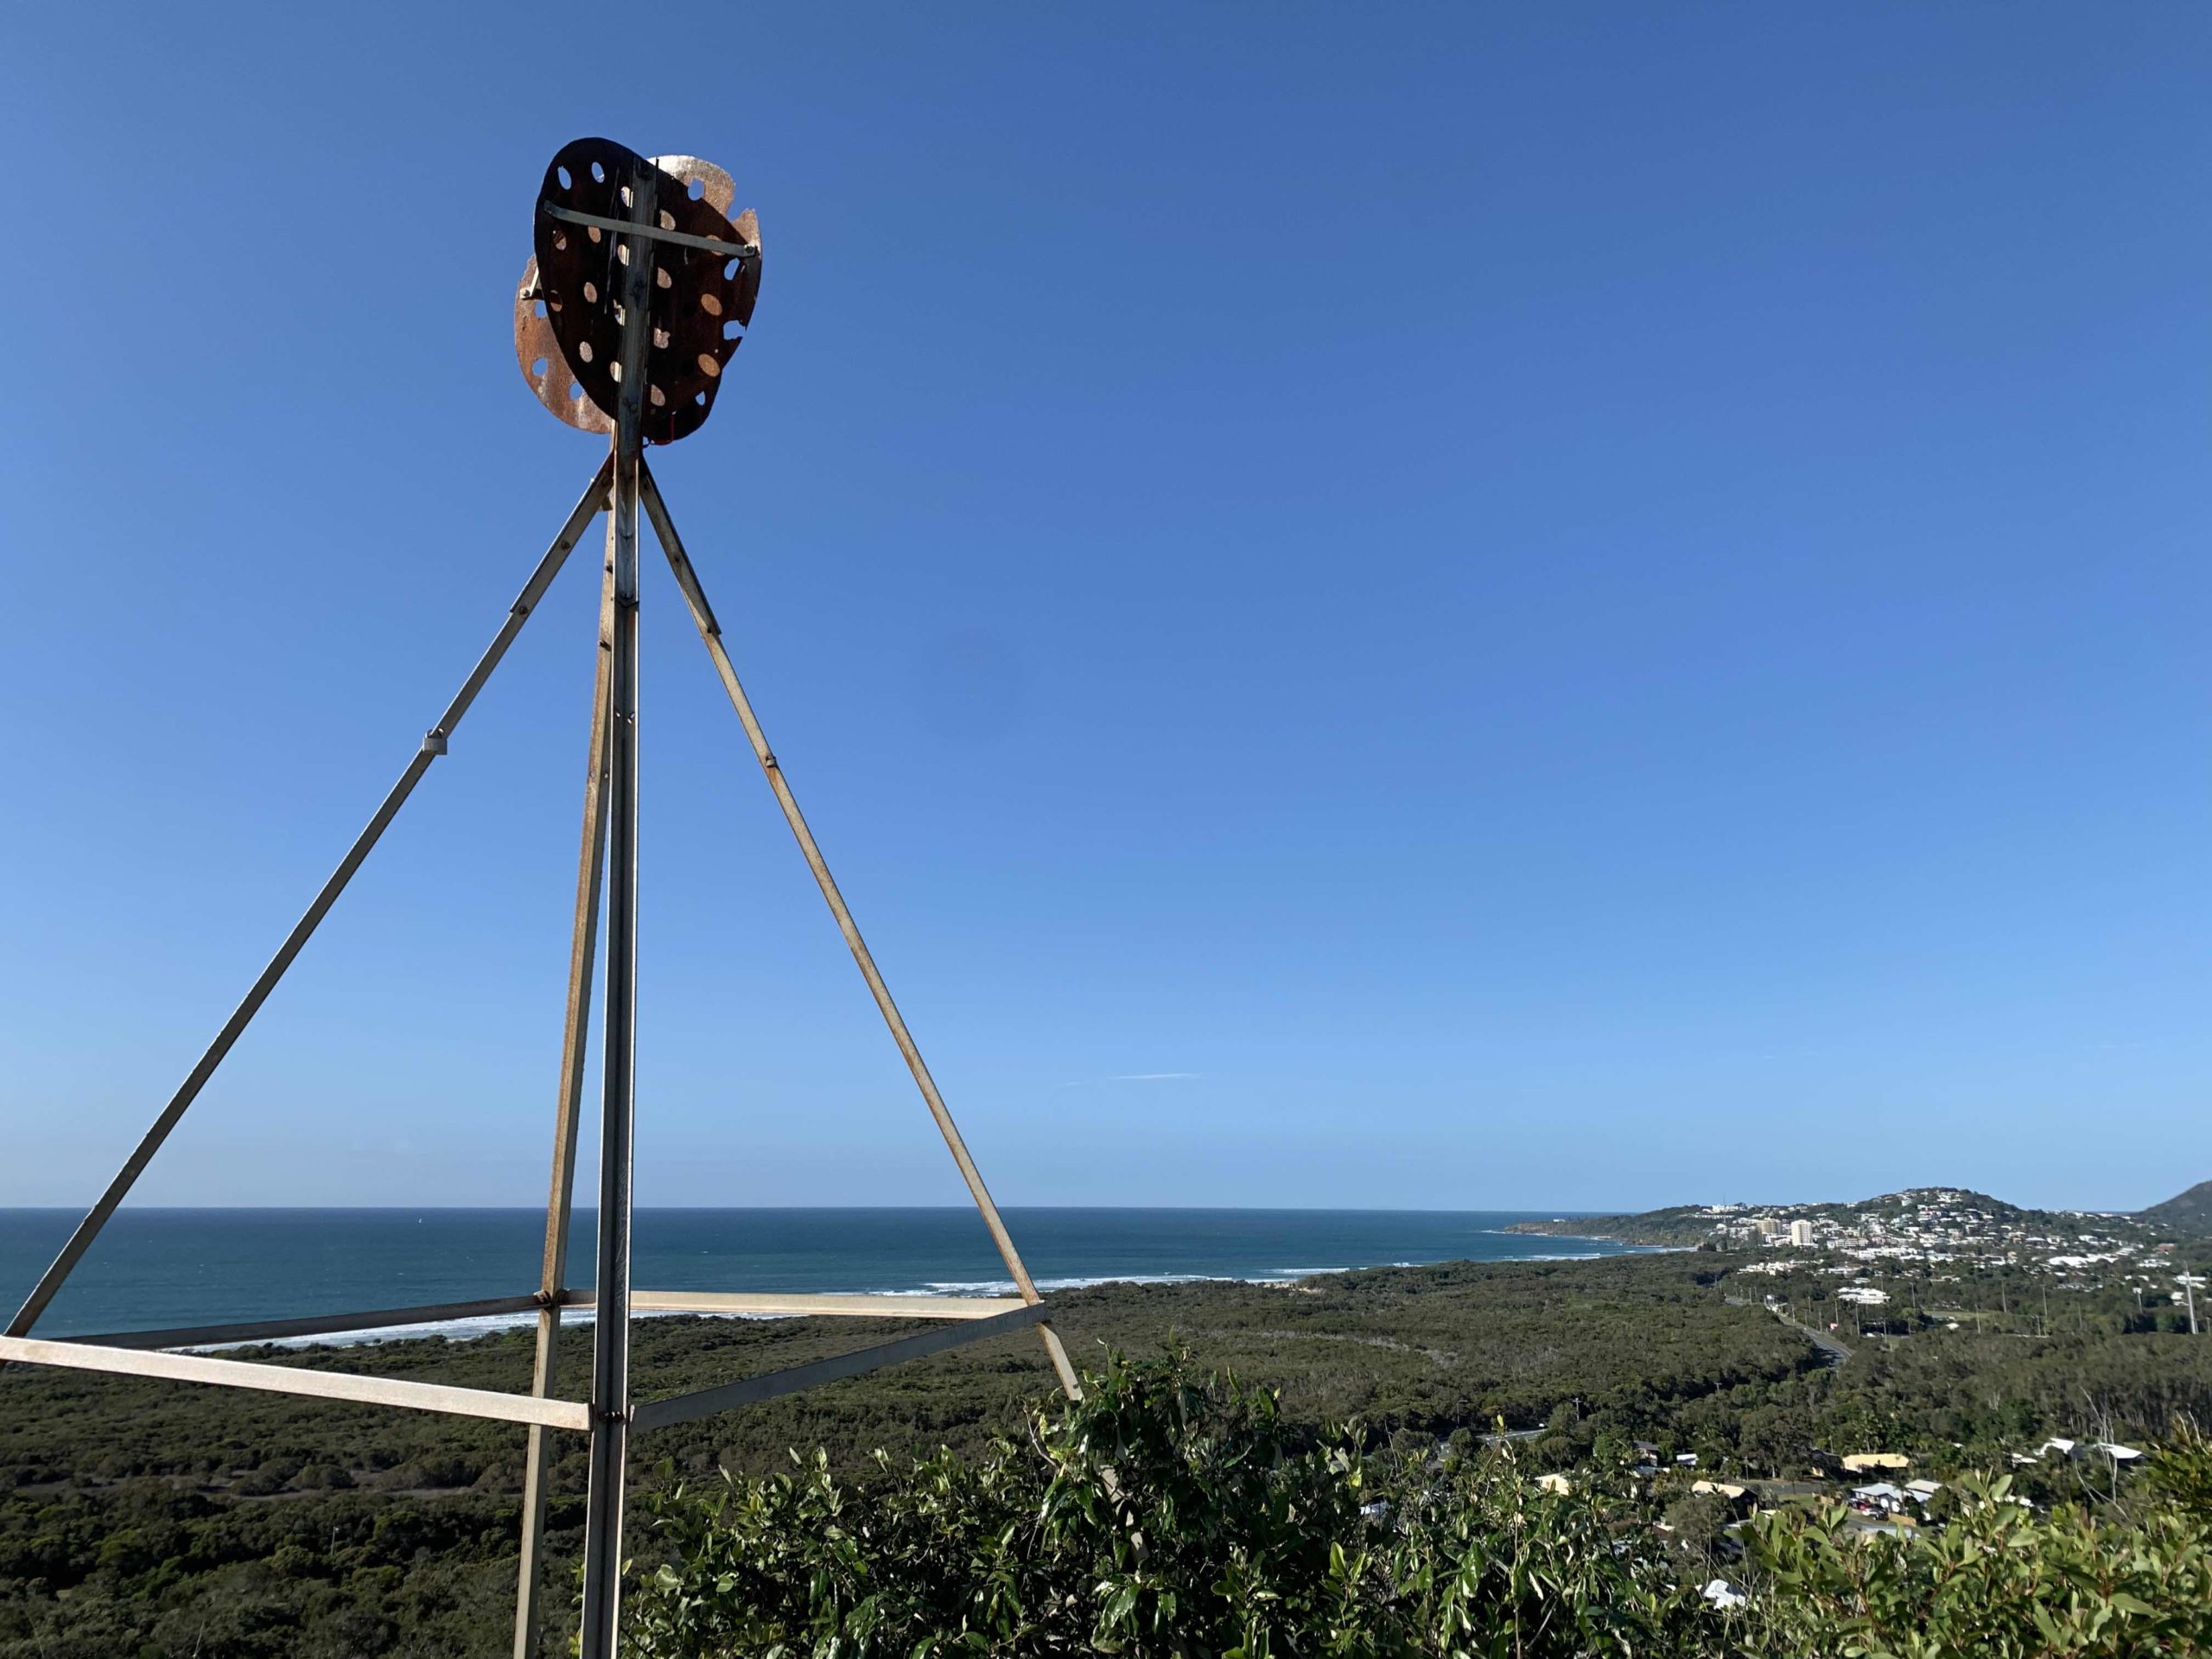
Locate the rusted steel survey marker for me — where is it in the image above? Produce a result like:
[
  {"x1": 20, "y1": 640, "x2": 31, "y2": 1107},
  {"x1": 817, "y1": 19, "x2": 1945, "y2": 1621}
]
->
[{"x1": 0, "y1": 138, "x2": 1080, "y2": 1659}]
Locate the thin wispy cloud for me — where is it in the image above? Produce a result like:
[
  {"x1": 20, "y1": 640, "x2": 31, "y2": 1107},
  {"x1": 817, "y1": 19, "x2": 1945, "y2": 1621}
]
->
[{"x1": 1058, "y1": 1072, "x2": 1203, "y2": 1088}]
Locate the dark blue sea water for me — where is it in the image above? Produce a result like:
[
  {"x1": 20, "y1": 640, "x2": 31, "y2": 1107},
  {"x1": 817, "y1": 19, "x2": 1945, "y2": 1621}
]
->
[{"x1": 0, "y1": 1209, "x2": 1629, "y2": 1343}]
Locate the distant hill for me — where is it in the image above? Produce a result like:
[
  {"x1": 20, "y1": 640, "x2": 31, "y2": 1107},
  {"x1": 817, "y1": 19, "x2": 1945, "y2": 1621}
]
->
[
  {"x1": 1508, "y1": 1185, "x2": 2121, "y2": 1250},
  {"x1": 2141, "y1": 1180, "x2": 2212, "y2": 1233},
  {"x1": 1846, "y1": 1185, "x2": 2025, "y2": 1221}
]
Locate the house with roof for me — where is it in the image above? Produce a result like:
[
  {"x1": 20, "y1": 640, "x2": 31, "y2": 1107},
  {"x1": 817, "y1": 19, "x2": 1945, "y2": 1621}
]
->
[{"x1": 1850, "y1": 1481, "x2": 1908, "y2": 1514}]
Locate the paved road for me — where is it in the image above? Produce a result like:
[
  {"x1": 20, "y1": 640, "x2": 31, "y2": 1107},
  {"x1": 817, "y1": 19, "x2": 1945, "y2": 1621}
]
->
[
  {"x1": 1774, "y1": 1310, "x2": 1852, "y2": 1367},
  {"x1": 1726, "y1": 1294, "x2": 1854, "y2": 1366}
]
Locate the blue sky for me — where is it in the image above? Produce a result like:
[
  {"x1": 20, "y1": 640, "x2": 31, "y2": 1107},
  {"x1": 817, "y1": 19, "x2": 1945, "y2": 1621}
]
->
[{"x1": 1, "y1": 6, "x2": 2207, "y2": 1213}]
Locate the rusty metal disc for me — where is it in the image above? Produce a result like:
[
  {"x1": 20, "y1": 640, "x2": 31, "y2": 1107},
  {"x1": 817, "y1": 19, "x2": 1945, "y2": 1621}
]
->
[
  {"x1": 515, "y1": 139, "x2": 761, "y2": 443},
  {"x1": 514, "y1": 254, "x2": 612, "y2": 435}
]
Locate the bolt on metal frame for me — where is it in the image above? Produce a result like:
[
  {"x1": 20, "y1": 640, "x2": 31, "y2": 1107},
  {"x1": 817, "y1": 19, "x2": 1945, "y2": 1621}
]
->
[{"x1": 0, "y1": 141, "x2": 1077, "y2": 1659}]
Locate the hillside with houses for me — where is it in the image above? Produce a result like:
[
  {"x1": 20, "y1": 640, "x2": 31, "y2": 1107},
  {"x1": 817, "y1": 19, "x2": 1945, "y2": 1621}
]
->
[{"x1": 1513, "y1": 1183, "x2": 2209, "y2": 1267}]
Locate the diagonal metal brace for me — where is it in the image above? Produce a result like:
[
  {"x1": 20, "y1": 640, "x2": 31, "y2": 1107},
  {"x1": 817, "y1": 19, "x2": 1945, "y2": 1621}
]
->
[
  {"x1": 638, "y1": 461, "x2": 1083, "y2": 1402},
  {"x1": 631, "y1": 1302, "x2": 1049, "y2": 1433}
]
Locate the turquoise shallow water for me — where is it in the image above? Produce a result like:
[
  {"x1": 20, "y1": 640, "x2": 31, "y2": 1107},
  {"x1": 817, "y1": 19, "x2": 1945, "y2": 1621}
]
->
[{"x1": 0, "y1": 1208, "x2": 1630, "y2": 1340}]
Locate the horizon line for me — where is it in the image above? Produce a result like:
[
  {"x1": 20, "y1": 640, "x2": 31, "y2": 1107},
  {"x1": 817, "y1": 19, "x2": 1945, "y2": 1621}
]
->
[{"x1": 0, "y1": 1202, "x2": 1612, "y2": 1216}]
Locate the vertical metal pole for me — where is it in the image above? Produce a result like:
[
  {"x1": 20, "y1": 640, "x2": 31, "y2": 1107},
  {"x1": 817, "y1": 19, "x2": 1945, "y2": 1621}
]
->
[
  {"x1": 512, "y1": 524, "x2": 619, "y2": 1659},
  {"x1": 577, "y1": 159, "x2": 658, "y2": 1659}
]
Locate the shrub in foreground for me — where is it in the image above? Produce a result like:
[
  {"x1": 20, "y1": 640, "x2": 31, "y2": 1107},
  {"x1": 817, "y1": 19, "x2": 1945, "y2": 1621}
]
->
[
  {"x1": 620, "y1": 1354, "x2": 2212, "y2": 1658},
  {"x1": 624, "y1": 1351, "x2": 1716, "y2": 1657},
  {"x1": 1741, "y1": 1426, "x2": 2212, "y2": 1658}
]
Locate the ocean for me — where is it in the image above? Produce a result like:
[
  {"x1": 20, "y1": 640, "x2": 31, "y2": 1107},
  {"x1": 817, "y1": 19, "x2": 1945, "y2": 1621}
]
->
[{"x1": 0, "y1": 1208, "x2": 1630, "y2": 1344}]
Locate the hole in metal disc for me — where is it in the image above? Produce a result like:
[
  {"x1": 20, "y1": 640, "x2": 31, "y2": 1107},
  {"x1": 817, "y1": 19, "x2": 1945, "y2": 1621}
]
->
[
  {"x1": 556, "y1": 166, "x2": 573, "y2": 190},
  {"x1": 533, "y1": 300, "x2": 547, "y2": 318},
  {"x1": 616, "y1": 244, "x2": 630, "y2": 264},
  {"x1": 658, "y1": 210, "x2": 675, "y2": 230},
  {"x1": 582, "y1": 281, "x2": 598, "y2": 303},
  {"x1": 570, "y1": 382, "x2": 587, "y2": 401},
  {"x1": 700, "y1": 292, "x2": 722, "y2": 317},
  {"x1": 723, "y1": 258, "x2": 741, "y2": 280},
  {"x1": 553, "y1": 233, "x2": 568, "y2": 251},
  {"x1": 696, "y1": 353, "x2": 721, "y2": 378},
  {"x1": 650, "y1": 385, "x2": 666, "y2": 407},
  {"x1": 687, "y1": 177, "x2": 705, "y2": 200},
  {"x1": 655, "y1": 267, "x2": 672, "y2": 289},
  {"x1": 592, "y1": 161, "x2": 607, "y2": 184},
  {"x1": 695, "y1": 391, "x2": 708, "y2": 405},
  {"x1": 576, "y1": 340, "x2": 594, "y2": 363},
  {"x1": 619, "y1": 182, "x2": 631, "y2": 206},
  {"x1": 587, "y1": 226, "x2": 601, "y2": 244},
  {"x1": 609, "y1": 361, "x2": 621, "y2": 382},
  {"x1": 723, "y1": 320, "x2": 742, "y2": 340},
  {"x1": 652, "y1": 327, "x2": 670, "y2": 348},
  {"x1": 531, "y1": 357, "x2": 549, "y2": 377}
]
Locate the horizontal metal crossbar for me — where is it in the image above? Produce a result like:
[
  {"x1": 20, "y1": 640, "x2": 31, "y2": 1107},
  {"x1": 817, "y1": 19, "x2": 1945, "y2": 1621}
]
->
[
  {"x1": 0, "y1": 1335, "x2": 591, "y2": 1431},
  {"x1": 60, "y1": 1294, "x2": 550, "y2": 1352},
  {"x1": 631, "y1": 1301, "x2": 1047, "y2": 1433},
  {"x1": 0, "y1": 1291, "x2": 1052, "y2": 1436},
  {"x1": 541, "y1": 202, "x2": 760, "y2": 263},
  {"x1": 37, "y1": 1287, "x2": 1030, "y2": 1361},
  {"x1": 616, "y1": 1290, "x2": 1030, "y2": 1320}
]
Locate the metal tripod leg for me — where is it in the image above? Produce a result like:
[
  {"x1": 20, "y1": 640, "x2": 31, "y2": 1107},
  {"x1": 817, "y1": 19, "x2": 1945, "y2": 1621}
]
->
[
  {"x1": 5, "y1": 460, "x2": 614, "y2": 1346},
  {"x1": 512, "y1": 525, "x2": 619, "y2": 1659},
  {"x1": 639, "y1": 461, "x2": 1081, "y2": 1401}
]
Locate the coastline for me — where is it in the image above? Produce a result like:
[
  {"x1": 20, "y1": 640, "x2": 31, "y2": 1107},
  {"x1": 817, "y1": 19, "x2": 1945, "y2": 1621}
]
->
[
  {"x1": 0, "y1": 1209, "x2": 1642, "y2": 1344},
  {"x1": 201, "y1": 1249, "x2": 1638, "y2": 1350}
]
